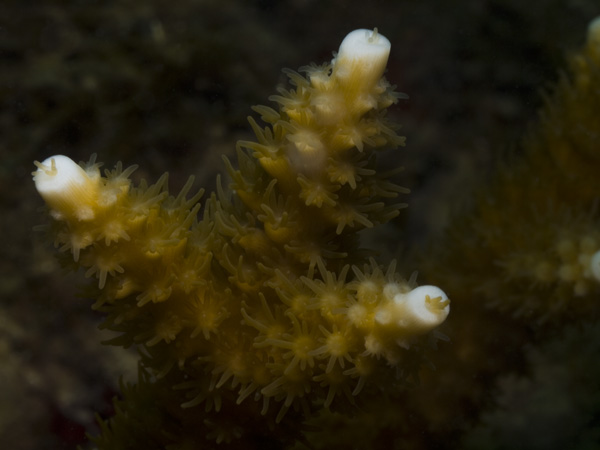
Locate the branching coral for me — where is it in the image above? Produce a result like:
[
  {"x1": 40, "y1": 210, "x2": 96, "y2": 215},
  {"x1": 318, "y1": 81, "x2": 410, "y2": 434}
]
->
[
  {"x1": 33, "y1": 29, "x2": 449, "y2": 448},
  {"x1": 418, "y1": 17, "x2": 600, "y2": 324},
  {"x1": 387, "y1": 16, "x2": 600, "y2": 450}
]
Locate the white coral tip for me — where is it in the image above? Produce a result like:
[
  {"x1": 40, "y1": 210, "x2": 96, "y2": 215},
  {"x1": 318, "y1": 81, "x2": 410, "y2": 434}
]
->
[
  {"x1": 33, "y1": 155, "x2": 99, "y2": 221},
  {"x1": 337, "y1": 28, "x2": 391, "y2": 67},
  {"x1": 587, "y1": 16, "x2": 600, "y2": 46},
  {"x1": 392, "y1": 285, "x2": 450, "y2": 335},
  {"x1": 404, "y1": 285, "x2": 450, "y2": 325},
  {"x1": 34, "y1": 155, "x2": 88, "y2": 196},
  {"x1": 589, "y1": 250, "x2": 600, "y2": 282},
  {"x1": 333, "y1": 28, "x2": 391, "y2": 89}
]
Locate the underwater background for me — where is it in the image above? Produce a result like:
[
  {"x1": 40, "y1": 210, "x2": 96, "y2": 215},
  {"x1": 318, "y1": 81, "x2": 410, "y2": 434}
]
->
[{"x1": 1, "y1": 0, "x2": 599, "y2": 448}]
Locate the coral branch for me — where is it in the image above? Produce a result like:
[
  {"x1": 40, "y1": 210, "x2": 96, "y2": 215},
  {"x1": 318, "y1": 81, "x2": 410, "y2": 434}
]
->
[{"x1": 32, "y1": 29, "x2": 450, "y2": 449}]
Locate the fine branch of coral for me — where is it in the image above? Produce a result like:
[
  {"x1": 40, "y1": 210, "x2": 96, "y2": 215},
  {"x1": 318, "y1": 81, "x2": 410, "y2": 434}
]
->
[
  {"x1": 422, "y1": 16, "x2": 600, "y2": 322},
  {"x1": 33, "y1": 29, "x2": 451, "y2": 448},
  {"x1": 401, "y1": 16, "x2": 600, "y2": 449}
]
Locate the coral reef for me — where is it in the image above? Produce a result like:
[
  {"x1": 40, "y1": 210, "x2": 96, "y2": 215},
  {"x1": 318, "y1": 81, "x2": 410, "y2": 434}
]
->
[{"x1": 33, "y1": 29, "x2": 450, "y2": 448}]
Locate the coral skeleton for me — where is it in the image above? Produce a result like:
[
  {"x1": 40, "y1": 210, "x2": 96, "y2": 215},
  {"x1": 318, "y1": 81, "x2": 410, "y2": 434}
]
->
[{"x1": 33, "y1": 29, "x2": 449, "y2": 448}]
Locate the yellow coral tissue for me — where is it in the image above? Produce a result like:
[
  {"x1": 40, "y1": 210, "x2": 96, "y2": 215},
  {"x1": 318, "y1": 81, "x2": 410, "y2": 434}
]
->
[{"x1": 32, "y1": 29, "x2": 450, "y2": 449}]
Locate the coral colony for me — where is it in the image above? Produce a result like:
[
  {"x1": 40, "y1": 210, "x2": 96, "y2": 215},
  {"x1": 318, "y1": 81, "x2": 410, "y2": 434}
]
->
[
  {"x1": 33, "y1": 29, "x2": 450, "y2": 448},
  {"x1": 32, "y1": 18, "x2": 600, "y2": 449}
]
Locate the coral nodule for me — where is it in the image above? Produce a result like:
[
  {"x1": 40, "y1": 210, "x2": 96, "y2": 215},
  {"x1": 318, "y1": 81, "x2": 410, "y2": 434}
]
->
[{"x1": 32, "y1": 29, "x2": 449, "y2": 449}]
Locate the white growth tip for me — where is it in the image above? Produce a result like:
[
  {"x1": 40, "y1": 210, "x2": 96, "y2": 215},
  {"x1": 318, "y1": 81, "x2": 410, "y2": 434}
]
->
[
  {"x1": 33, "y1": 155, "x2": 99, "y2": 221},
  {"x1": 590, "y1": 250, "x2": 600, "y2": 282},
  {"x1": 378, "y1": 285, "x2": 450, "y2": 336},
  {"x1": 333, "y1": 28, "x2": 391, "y2": 92},
  {"x1": 587, "y1": 16, "x2": 600, "y2": 47},
  {"x1": 337, "y1": 28, "x2": 391, "y2": 68},
  {"x1": 400, "y1": 285, "x2": 450, "y2": 330},
  {"x1": 34, "y1": 155, "x2": 89, "y2": 198}
]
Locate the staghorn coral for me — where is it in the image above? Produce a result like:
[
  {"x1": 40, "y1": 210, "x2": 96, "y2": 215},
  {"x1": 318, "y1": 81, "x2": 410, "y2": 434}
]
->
[
  {"x1": 32, "y1": 29, "x2": 450, "y2": 449},
  {"x1": 420, "y1": 16, "x2": 600, "y2": 324},
  {"x1": 391, "y1": 16, "x2": 600, "y2": 450}
]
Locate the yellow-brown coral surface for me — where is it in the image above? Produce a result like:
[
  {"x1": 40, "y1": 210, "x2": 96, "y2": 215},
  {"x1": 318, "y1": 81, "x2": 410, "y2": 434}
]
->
[{"x1": 32, "y1": 29, "x2": 450, "y2": 449}]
